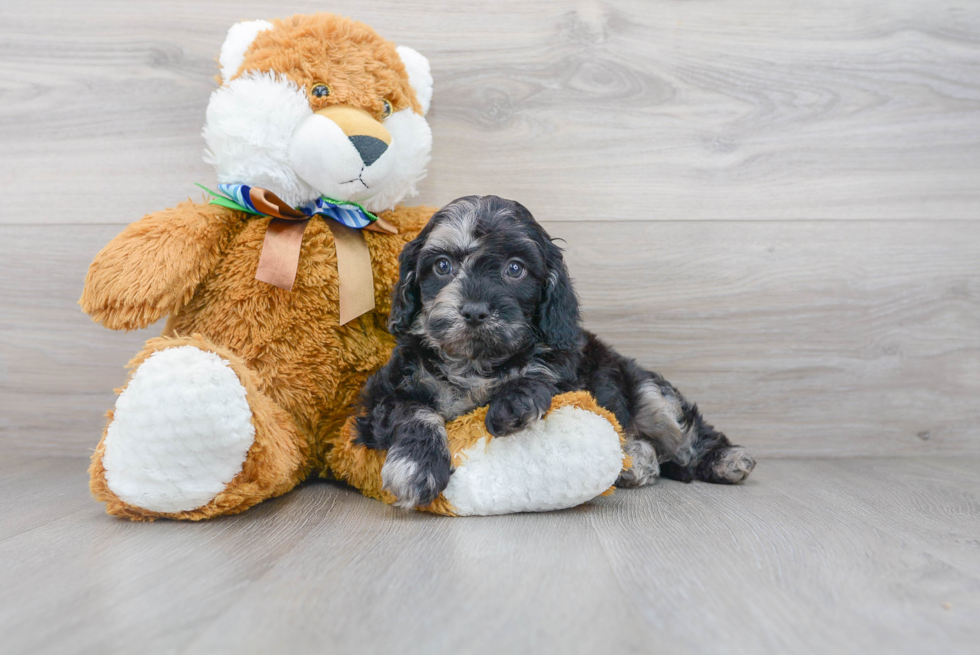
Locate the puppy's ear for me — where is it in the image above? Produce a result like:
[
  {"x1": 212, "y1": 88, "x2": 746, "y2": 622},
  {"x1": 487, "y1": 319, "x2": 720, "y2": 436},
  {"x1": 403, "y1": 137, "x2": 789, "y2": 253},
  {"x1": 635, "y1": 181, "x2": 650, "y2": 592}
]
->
[
  {"x1": 388, "y1": 234, "x2": 425, "y2": 336},
  {"x1": 537, "y1": 239, "x2": 581, "y2": 351}
]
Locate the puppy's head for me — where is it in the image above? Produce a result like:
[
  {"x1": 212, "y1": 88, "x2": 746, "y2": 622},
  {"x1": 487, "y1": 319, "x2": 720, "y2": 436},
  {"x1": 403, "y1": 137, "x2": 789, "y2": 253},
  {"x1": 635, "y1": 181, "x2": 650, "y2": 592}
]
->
[{"x1": 389, "y1": 195, "x2": 580, "y2": 359}]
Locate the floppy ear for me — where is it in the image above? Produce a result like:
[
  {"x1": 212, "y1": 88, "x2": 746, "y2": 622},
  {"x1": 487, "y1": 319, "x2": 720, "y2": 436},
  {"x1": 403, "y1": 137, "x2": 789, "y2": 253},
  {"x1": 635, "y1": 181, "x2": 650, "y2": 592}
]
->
[
  {"x1": 395, "y1": 45, "x2": 433, "y2": 115},
  {"x1": 387, "y1": 235, "x2": 426, "y2": 336},
  {"x1": 537, "y1": 239, "x2": 582, "y2": 351},
  {"x1": 219, "y1": 20, "x2": 274, "y2": 83}
]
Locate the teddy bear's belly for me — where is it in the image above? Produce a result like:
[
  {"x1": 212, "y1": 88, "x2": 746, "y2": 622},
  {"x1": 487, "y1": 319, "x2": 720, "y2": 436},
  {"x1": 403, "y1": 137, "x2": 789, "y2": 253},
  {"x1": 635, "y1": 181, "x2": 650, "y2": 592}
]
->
[{"x1": 164, "y1": 218, "x2": 399, "y2": 459}]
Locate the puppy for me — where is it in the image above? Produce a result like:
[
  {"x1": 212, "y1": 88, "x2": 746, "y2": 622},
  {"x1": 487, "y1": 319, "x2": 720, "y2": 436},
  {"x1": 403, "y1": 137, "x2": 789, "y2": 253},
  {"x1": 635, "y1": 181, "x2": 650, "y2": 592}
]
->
[{"x1": 355, "y1": 195, "x2": 755, "y2": 508}]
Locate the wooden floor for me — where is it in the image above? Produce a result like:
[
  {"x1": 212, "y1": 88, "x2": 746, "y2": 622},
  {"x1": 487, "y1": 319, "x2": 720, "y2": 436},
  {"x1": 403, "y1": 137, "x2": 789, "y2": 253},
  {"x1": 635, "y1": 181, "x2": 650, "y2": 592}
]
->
[{"x1": 2, "y1": 454, "x2": 977, "y2": 655}]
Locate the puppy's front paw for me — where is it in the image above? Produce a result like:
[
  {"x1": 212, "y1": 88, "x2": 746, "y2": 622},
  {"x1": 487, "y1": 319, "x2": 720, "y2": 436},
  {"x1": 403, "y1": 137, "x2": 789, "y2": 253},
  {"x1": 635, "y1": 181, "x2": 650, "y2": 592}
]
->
[
  {"x1": 381, "y1": 445, "x2": 452, "y2": 509},
  {"x1": 485, "y1": 383, "x2": 554, "y2": 437}
]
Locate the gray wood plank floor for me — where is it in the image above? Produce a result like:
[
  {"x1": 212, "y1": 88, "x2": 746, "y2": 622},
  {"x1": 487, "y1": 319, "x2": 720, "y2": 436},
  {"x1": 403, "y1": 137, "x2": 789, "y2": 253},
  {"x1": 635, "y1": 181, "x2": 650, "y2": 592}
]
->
[{"x1": 2, "y1": 454, "x2": 978, "y2": 655}]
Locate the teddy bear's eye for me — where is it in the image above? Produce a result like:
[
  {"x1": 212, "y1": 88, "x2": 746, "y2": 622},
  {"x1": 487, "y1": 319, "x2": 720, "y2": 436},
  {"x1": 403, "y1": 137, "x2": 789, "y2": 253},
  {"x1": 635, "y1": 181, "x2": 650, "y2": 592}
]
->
[
  {"x1": 381, "y1": 99, "x2": 393, "y2": 119},
  {"x1": 311, "y1": 83, "x2": 330, "y2": 98}
]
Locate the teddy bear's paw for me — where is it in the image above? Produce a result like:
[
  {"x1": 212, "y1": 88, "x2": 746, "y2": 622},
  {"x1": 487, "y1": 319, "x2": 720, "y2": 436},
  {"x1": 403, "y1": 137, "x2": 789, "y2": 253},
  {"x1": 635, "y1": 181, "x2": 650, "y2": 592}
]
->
[
  {"x1": 101, "y1": 346, "x2": 256, "y2": 513},
  {"x1": 442, "y1": 406, "x2": 624, "y2": 516}
]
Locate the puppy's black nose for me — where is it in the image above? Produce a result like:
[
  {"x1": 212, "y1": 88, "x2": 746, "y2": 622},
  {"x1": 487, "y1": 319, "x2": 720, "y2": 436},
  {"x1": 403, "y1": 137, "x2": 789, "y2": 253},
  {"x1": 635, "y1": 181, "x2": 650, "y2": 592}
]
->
[
  {"x1": 349, "y1": 135, "x2": 388, "y2": 167},
  {"x1": 460, "y1": 302, "x2": 490, "y2": 326}
]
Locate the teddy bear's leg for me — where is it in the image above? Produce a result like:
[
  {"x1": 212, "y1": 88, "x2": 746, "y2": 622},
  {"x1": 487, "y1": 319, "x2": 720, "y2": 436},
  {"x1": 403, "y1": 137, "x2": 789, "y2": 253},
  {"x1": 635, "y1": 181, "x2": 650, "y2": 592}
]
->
[
  {"x1": 329, "y1": 391, "x2": 628, "y2": 516},
  {"x1": 89, "y1": 335, "x2": 310, "y2": 520}
]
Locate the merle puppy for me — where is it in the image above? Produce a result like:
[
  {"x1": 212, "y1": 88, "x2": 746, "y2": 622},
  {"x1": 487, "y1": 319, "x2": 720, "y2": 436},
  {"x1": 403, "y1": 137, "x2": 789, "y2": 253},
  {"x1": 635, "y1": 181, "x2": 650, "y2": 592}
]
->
[{"x1": 355, "y1": 195, "x2": 755, "y2": 508}]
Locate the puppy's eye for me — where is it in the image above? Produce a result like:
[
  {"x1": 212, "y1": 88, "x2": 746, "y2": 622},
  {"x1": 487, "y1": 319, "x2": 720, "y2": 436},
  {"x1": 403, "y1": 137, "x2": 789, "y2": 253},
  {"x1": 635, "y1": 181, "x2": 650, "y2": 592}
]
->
[
  {"x1": 381, "y1": 99, "x2": 393, "y2": 119},
  {"x1": 434, "y1": 257, "x2": 453, "y2": 276},
  {"x1": 311, "y1": 83, "x2": 331, "y2": 98},
  {"x1": 505, "y1": 260, "x2": 525, "y2": 279}
]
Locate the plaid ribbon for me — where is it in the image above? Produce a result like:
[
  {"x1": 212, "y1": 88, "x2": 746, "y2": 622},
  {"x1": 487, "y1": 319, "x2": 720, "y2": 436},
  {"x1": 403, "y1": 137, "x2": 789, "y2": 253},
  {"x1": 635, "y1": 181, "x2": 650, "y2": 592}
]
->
[{"x1": 195, "y1": 183, "x2": 377, "y2": 229}]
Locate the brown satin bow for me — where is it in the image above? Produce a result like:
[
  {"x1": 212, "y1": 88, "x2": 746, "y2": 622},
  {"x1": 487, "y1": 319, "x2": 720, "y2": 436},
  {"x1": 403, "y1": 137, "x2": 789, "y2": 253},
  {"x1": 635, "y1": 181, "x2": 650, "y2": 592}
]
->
[{"x1": 250, "y1": 187, "x2": 398, "y2": 325}]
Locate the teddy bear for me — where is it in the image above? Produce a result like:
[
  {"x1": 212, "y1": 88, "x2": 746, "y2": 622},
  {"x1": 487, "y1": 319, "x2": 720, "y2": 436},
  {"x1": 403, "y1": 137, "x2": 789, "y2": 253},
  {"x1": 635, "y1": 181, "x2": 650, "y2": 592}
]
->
[{"x1": 80, "y1": 13, "x2": 627, "y2": 520}]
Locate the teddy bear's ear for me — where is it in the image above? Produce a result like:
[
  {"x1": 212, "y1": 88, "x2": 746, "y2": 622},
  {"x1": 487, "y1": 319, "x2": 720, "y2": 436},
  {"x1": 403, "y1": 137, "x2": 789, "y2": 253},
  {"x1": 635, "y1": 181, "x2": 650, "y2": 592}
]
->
[
  {"x1": 219, "y1": 20, "x2": 274, "y2": 84},
  {"x1": 396, "y1": 46, "x2": 433, "y2": 115}
]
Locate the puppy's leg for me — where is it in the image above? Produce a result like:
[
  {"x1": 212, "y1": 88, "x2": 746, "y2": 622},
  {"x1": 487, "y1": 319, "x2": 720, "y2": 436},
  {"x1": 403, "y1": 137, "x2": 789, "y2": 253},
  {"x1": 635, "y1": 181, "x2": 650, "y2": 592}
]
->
[
  {"x1": 629, "y1": 374, "x2": 755, "y2": 485},
  {"x1": 358, "y1": 402, "x2": 453, "y2": 509},
  {"x1": 382, "y1": 407, "x2": 453, "y2": 509}
]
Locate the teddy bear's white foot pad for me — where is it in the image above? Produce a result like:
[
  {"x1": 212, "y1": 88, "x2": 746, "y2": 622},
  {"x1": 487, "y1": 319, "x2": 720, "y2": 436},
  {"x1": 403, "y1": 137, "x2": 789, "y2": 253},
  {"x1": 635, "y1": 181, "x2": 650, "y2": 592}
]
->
[
  {"x1": 442, "y1": 406, "x2": 624, "y2": 516},
  {"x1": 102, "y1": 346, "x2": 255, "y2": 513}
]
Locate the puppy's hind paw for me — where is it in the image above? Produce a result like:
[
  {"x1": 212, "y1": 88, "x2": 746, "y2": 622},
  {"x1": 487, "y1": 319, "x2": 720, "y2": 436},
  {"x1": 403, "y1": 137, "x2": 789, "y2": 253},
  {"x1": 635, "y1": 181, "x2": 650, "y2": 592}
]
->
[
  {"x1": 616, "y1": 439, "x2": 660, "y2": 488},
  {"x1": 381, "y1": 447, "x2": 452, "y2": 509},
  {"x1": 704, "y1": 446, "x2": 756, "y2": 484}
]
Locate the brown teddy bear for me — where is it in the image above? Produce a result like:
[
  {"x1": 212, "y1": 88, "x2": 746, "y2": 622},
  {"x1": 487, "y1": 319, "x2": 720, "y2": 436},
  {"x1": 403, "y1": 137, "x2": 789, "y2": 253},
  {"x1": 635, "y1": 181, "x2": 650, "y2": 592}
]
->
[{"x1": 80, "y1": 13, "x2": 626, "y2": 520}]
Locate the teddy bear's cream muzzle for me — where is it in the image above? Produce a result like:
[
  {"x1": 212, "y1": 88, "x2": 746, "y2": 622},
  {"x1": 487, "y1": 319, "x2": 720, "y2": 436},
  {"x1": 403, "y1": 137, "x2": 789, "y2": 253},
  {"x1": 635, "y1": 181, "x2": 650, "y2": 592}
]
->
[{"x1": 289, "y1": 105, "x2": 398, "y2": 204}]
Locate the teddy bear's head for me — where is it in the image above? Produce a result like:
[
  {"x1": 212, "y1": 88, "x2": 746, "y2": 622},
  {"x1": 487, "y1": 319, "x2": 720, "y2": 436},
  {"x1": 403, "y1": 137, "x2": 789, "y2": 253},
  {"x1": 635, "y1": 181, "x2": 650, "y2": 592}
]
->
[{"x1": 202, "y1": 14, "x2": 433, "y2": 213}]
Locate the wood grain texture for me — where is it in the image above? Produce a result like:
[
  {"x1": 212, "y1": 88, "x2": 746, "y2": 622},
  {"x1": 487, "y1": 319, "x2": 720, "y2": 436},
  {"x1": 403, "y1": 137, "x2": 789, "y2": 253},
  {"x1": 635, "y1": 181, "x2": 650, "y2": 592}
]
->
[
  {"x1": 2, "y1": 3, "x2": 978, "y2": 653},
  {"x1": 560, "y1": 219, "x2": 980, "y2": 457},
  {"x1": 1, "y1": 455, "x2": 978, "y2": 654},
  {"x1": 1, "y1": 220, "x2": 977, "y2": 458},
  {"x1": 1, "y1": 0, "x2": 979, "y2": 224}
]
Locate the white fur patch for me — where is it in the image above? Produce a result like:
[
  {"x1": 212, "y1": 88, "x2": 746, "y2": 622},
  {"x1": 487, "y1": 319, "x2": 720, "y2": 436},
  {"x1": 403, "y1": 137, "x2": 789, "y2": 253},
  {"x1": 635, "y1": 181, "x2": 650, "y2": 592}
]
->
[
  {"x1": 102, "y1": 346, "x2": 256, "y2": 513},
  {"x1": 396, "y1": 46, "x2": 433, "y2": 115},
  {"x1": 203, "y1": 72, "x2": 318, "y2": 208},
  {"x1": 219, "y1": 20, "x2": 273, "y2": 83},
  {"x1": 381, "y1": 456, "x2": 422, "y2": 509},
  {"x1": 425, "y1": 208, "x2": 479, "y2": 253},
  {"x1": 363, "y1": 108, "x2": 432, "y2": 213},
  {"x1": 443, "y1": 407, "x2": 623, "y2": 516},
  {"x1": 289, "y1": 113, "x2": 394, "y2": 203}
]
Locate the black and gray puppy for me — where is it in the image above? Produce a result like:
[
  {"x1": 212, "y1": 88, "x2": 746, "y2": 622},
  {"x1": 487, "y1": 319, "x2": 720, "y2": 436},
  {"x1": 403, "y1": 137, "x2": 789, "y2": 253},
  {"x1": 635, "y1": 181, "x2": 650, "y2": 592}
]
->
[{"x1": 355, "y1": 195, "x2": 755, "y2": 508}]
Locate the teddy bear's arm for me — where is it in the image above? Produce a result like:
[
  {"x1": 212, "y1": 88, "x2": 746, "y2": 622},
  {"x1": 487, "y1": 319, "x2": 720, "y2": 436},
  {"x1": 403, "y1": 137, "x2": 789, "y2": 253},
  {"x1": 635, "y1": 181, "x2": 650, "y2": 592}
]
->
[{"x1": 79, "y1": 201, "x2": 241, "y2": 331}]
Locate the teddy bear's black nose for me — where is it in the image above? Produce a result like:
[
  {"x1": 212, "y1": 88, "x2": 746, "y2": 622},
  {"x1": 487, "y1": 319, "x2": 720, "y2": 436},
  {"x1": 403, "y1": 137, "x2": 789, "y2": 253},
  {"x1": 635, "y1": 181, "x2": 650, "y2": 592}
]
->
[{"x1": 349, "y1": 135, "x2": 388, "y2": 167}]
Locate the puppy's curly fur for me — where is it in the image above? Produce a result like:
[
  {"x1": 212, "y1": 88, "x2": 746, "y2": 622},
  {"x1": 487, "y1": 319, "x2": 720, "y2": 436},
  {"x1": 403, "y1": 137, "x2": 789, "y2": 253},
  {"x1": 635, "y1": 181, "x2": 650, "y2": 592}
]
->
[{"x1": 356, "y1": 195, "x2": 755, "y2": 508}]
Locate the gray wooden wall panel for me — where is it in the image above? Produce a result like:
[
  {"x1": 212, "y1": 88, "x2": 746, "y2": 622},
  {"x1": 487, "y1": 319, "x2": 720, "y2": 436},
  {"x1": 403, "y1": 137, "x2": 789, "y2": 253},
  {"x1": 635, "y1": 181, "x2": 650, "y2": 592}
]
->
[
  {"x1": 0, "y1": 0, "x2": 978, "y2": 458},
  {"x1": 3, "y1": 219, "x2": 978, "y2": 457},
  {"x1": 1, "y1": 0, "x2": 979, "y2": 224}
]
